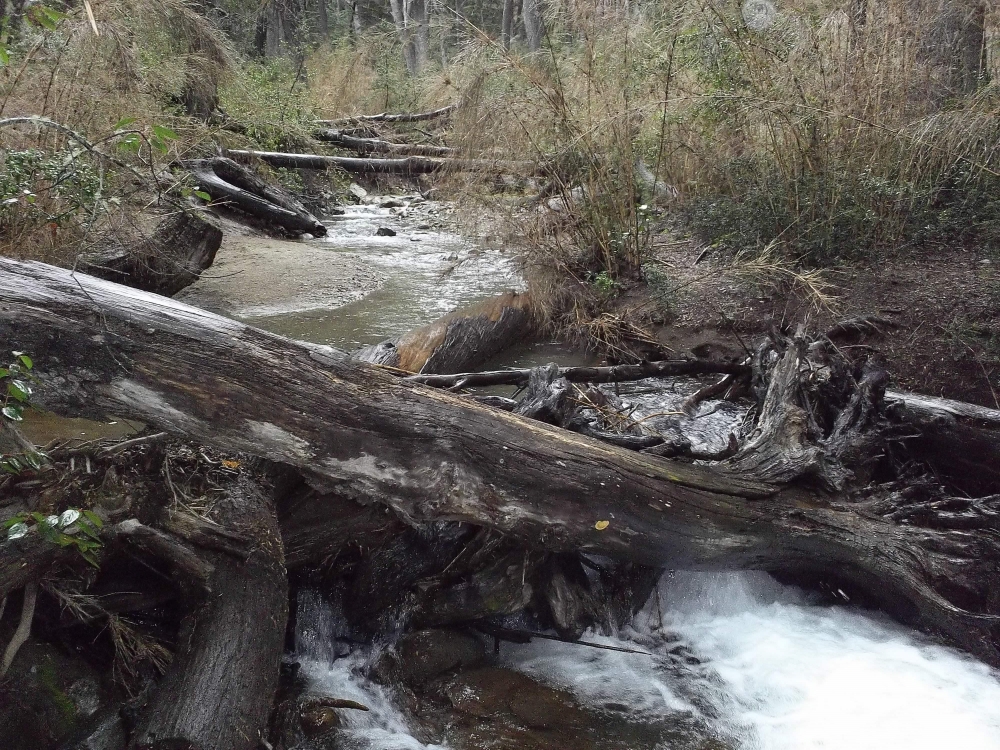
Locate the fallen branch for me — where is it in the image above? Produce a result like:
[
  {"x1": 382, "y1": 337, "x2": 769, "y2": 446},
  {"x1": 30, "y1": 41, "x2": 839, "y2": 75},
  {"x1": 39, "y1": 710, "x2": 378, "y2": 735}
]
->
[
  {"x1": 405, "y1": 358, "x2": 750, "y2": 389},
  {"x1": 226, "y1": 150, "x2": 542, "y2": 176},
  {"x1": 0, "y1": 582, "x2": 37, "y2": 677}
]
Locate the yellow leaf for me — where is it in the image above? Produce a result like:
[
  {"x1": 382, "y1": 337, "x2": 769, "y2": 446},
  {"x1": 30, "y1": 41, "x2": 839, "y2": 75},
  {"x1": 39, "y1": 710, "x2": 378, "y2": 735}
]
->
[
  {"x1": 594, "y1": 520, "x2": 609, "y2": 530},
  {"x1": 221, "y1": 459, "x2": 241, "y2": 469}
]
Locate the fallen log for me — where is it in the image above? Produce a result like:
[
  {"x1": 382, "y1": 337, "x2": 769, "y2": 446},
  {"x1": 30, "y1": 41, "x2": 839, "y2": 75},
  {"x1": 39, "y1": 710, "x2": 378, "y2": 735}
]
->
[
  {"x1": 315, "y1": 104, "x2": 456, "y2": 126},
  {"x1": 2, "y1": 258, "x2": 1000, "y2": 666},
  {"x1": 313, "y1": 129, "x2": 457, "y2": 157},
  {"x1": 354, "y1": 291, "x2": 535, "y2": 374},
  {"x1": 405, "y1": 358, "x2": 750, "y2": 389},
  {"x1": 226, "y1": 150, "x2": 542, "y2": 176},
  {"x1": 181, "y1": 157, "x2": 326, "y2": 237},
  {"x1": 80, "y1": 210, "x2": 222, "y2": 297}
]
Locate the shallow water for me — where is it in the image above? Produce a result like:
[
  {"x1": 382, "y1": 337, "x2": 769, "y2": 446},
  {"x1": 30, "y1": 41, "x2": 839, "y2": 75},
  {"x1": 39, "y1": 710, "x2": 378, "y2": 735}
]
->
[{"x1": 248, "y1": 202, "x2": 522, "y2": 350}]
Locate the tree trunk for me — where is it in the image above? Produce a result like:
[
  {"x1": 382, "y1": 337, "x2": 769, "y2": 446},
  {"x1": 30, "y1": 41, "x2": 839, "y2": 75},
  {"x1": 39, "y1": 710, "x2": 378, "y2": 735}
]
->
[
  {"x1": 523, "y1": 0, "x2": 544, "y2": 52},
  {"x1": 502, "y1": 0, "x2": 515, "y2": 49},
  {"x1": 389, "y1": 0, "x2": 418, "y2": 74},
  {"x1": 129, "y1": 475, "x2": 288, "y2": 750},
  {"x1": 80, "y1": 211, "x2": 222, "y2": 297},
  {"x1": 314, "y1": 0, "x2": 329, "y2": 39},
  {"x1": 2, "y1": 259, "x2": 999, "y2": 666}
]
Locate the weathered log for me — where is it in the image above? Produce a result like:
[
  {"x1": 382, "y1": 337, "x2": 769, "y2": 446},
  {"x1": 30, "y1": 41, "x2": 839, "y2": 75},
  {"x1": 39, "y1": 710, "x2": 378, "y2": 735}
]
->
[
  {"x1": 80, "y1": 211, "x2": 222, "y2": 297},
  {"x1": 130, "y1": 474, "x2": 287, "y2": 750},
  {"x1": 313, "y1": 129, "x2": 456, "y2": 157},
  {"x1": 405, "y1": 357, "x2": 749, "y2": 389},
  {"x1": 181, "y1": 157, "x2": 326, "y2": 237},
  {"x1": 226, "y1": 150, "x2": 541, "y2": 176},
  {"x1": 354, "y1": 291, "x2": 535, "y2": 374},
  {"x1": 2, "y1": 259, "x2": 1000, "y2": 665},
  {"x1": 315, "y1": 104, "x2": 456, "y2": 126}
]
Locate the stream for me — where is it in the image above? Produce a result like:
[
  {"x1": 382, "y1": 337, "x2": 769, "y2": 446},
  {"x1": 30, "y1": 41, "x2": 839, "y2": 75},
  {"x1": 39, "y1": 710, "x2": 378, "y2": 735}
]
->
[{"x1": 156, "y1": 195, "x2": 1000, "y2": 748}]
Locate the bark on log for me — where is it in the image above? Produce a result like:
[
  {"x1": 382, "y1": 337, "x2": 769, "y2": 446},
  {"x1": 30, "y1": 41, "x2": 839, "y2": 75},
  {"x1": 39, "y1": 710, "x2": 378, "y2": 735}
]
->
[
  {"x1": 80, "y1": 211, "x2": 222, "y2": 297},
  {"x1": 354, "y1": 291, "x2": 535, "y2": 374},
  {"x1": 182, "y1": 157, "x2": 326, "y2": 237},
  {"x1": 130, "y1": 474, "x2": 287, "y2": 750},
  {"x1": 314, "y1": 105, "x2": 455, "y2": 126},
  {"x1": 313, "y1": 129, "x2": 456, "y2": 157},
  {"x1": 2, "y1": 259, "x2": 1000, "y2": 666},
  {"x1": 225, "y1": 150, "x2": 542, "y2": 176}
]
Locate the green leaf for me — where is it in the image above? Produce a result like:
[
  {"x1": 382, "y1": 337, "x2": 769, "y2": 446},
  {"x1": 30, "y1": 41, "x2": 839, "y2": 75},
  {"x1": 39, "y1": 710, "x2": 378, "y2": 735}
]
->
[
  {"x1": 152, "y1": 124, "x2": 179, "y2": 141},
  {"x1": 114, "y1": 116, "x2": 137, "y2": 131},
  {"x1": 8, "y1": 379, "x2": 30, "y2": 402},
  {"x1": 2, "y1": 514, "x2": 28, "y2": 530},
  {"x1": 150, "y1": 137, "x2": 168, "y2": 154},
  {"x1": 0, "y1": 368, "x2": 9, "y2": 379},
  {"x1": 194, "y1": 190, "x2": 212, "y2": 201},
  {"x1": 120, "y1": 134, "x2": 141, "y2": 153},
  {"x1": 0, "y1": 46, "x2": 9, "y2": 66},
  {"x1": 82, "y1": 510, "x2": 105, "y2": 528},
  {"x1": 2, "y1": 405, "x2": 23, "y2": 422},
  {"x1": 80, "y1": 549, "x2": 101, "y2": 568},
  {"x1": 17, "y1": 355, "x2": 32, "y2": 370}
]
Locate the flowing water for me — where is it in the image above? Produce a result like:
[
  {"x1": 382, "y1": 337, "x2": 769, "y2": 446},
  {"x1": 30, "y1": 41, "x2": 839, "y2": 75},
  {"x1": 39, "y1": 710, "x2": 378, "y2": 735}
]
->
[{"x1": 210, "y1": 195, "x2": 1000, "y2": 749}]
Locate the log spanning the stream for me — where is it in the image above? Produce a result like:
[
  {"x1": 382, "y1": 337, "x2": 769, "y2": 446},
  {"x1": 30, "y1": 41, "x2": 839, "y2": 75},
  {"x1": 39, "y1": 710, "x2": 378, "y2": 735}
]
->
[
  {"x1": 2, "y1": 258, "x2": 1000, "y2": 668},
  {"x1": 314, "y1": 129, "x2": 457, "y2": 158},
  {"x1": 225, "y1": 149, "x2": 542, "y2": 176},
  {"x1": 314, "y1": 104, "x2": 456, "y2": 127}
]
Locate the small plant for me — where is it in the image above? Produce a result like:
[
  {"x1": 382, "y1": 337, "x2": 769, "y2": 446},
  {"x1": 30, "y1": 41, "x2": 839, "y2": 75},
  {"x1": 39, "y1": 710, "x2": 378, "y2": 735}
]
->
[
  {"x1": 592, "y1": 271, "x2": 618, "y2": 296},
  {"x1": 3, "y1": 510, "x2": 105, "y2": 567}
]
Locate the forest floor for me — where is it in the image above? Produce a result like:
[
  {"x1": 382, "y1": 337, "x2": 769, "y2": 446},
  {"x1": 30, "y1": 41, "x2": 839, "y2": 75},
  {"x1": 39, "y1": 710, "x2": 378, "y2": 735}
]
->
[{"x1": 629, "y1": 234, "x2": 1000, "y2": 408}]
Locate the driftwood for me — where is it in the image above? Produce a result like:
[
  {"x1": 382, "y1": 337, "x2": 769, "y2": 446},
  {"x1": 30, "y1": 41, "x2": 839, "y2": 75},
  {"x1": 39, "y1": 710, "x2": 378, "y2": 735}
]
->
[
  {"x1": 181, "y1": 157, "x2": 326, "y2": 236},
  {"x1": 80, "y1": 211, "x2": 222, "y2": 297},
  {"x1": 313, "y1": 129, "x2": 456, "y2": 157},
  {"x1": 226, "y1": 150, "x2": 541, "y2": 176},
  {"x1": 354, "y1": 291, "x2": 535, "y2": 374},
  {"x1": 315, "y1": 104, "x2": 456, "y2": 127},
  {"x1": 405, "y1": 357, "x2": 750, "y2": 388},
  {"x1": 2, "y1": 259, "x2": 1000, "y2": 668}
]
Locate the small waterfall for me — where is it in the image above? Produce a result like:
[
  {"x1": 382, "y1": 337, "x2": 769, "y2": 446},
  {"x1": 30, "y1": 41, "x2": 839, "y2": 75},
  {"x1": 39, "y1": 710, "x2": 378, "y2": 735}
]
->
[
  {"x1": 293, "y1": 588, "x2": 445, "y2": 750},
  {"x1": 501, "y1": 571, "x2": 1000, "y2": 750}
]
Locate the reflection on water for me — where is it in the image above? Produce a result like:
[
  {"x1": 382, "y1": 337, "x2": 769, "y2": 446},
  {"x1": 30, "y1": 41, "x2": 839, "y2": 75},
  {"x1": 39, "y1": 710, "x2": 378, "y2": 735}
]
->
[
  {"x1": 19, "y1": 409, "x2": 141, "y2": 448},
  {"x1": 249, "y1": 202, "x2": 522, "y2": 350}
]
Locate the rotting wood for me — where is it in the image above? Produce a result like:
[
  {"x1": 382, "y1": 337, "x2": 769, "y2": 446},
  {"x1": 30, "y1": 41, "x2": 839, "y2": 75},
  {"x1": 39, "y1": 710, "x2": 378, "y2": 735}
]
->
[
  {"x1": 2, "y1": 258, "x2": 1000, "y2": 666},
  {"x1": 80, "y1": 210, "x2": 222, "y2": 297},
  {"x1": 181, "y1": 157, "x2": 326, "y2": 236},
  {"x1": 354, "y1": 291, "x2": 535, "y2": 374}
]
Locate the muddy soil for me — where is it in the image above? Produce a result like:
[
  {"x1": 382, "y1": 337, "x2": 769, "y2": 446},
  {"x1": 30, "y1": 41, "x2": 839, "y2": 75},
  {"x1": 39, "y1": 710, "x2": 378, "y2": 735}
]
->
[{"x1": 636, "y1": 237, "x2": 1000, "y2": 407}]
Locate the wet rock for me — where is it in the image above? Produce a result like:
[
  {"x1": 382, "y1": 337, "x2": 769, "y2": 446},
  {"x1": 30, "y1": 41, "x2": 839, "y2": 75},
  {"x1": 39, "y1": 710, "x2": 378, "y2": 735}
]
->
[
  {"x1": 299, "y1": 705, "x2": 341, "y2": 737},
  {"x1": 394, "y1": 628, "x2": 486, "y2": 686},
  {"x1": 379, "y1": 198, "x2": 405, "y2": 209},
  {"x1": 445, "y1": 667, "x2": 587, "y2": 729},
  {"x1": 347, "y1": 183, "x2": 368, "y2": 202},
  {"x1": 375, "y1": 227, "x2": 397, "y2": 237}
]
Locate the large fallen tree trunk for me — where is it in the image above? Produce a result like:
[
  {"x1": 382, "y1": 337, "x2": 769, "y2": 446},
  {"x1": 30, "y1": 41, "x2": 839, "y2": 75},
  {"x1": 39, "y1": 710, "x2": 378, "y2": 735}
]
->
[
  {"x1": 181, "y1": 157, "x2": 326, "y2": 237},
  {"x1": 2, "y1": 259, "x2": 999, "y2": 666},
  {"x1": 313, "y1": 129, "x2": 457, "y2": 157},
  {"x1": 225, "y1": 150, "x2": 541, "y2": 176}
]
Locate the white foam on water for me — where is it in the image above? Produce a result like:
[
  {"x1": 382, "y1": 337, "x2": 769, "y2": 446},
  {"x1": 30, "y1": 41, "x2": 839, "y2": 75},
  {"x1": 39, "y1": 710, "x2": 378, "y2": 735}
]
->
[
  {"x1": 505, "y1": 571, "x2": 1000, "y2": 750},
  {"x1": 294, "y1": 589, "x2": 446, "y2": 750}
]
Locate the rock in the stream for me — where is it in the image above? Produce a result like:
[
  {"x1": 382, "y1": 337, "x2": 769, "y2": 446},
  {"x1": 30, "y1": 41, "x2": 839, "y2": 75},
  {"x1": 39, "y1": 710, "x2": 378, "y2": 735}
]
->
[
  {"x1": 375, "y1": 226, "x2": 397, "y2": 237},
  {"x1": 380, "y1": 198, "x2": 406, "y2": 209},
  {"x1": 347, "y1": 183, "x2": 368, "y2": 202},
  {"x1": 445, "y1": 667, "x2": 588, "y2": 729},
  {"x1": 388, "y1": 628, "x2": 487, "y2": 687}
]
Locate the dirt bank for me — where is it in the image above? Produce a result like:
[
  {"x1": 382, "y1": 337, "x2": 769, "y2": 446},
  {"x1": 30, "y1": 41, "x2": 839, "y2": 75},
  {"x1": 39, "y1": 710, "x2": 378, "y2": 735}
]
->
[{"x1": 635, "y1": 238, "x2": 999, "y2": 407}]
